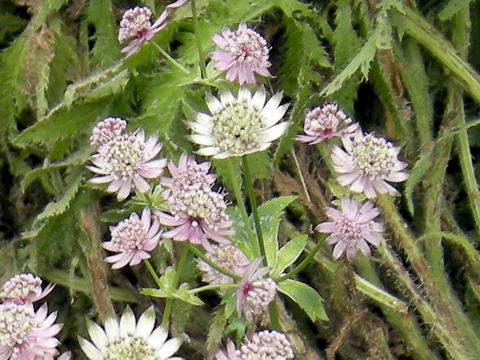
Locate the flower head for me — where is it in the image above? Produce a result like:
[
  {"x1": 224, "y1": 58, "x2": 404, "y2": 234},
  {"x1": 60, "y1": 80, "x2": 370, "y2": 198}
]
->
[
  {"x1": 90, "y1": 117, "x2": 127, "y2": 149},
  {"x1": 87, "y1": 124, "x2": 167, "y2": 201},
  {"x1": 315, "y1": 197, "x2": 384, "y2": 260},
  {"x1": 216, "y1": 340, "x2": 239, "y2": 360},
  {"x1": 211, "y1": 23, "x2": 271, "y2": 85},
  {"x1": 0, "y1": 302, "x2": 63, "y2": 360},
  {"x1": 331, "y1": 129, "x2": 409, "y2": 198},
  {"x1": 103, "y1": 208, "x2": 162, "y2": 269},
  {"x1": 238, "y1": 330, "x2": 293, "y2": 360},
  {"x1": 186, "y1": 87, "x2": 289, "y2": 159},
  {"x1": 79, "y1": 306, "x2": 183, "y2": 360},
  {"x1": 197, "y1": 243, "x2": 249, "y2": 286},
  {"x1": 296, "y1": 103, "x2": 358, "y2": 145},
  {"x1": 1, "y1": 273, "x2": 54, "y2": 305},
  {"x1": 236, "y1": 258, "x2": 276, "y2": 322}
]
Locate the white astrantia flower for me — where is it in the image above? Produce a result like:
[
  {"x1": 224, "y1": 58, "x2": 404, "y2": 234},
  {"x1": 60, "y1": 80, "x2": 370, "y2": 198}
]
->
[
  {"x1": 78, "y1": 307, "x2": 183, "y2": 360},
  {"x1": 186, "y1": 86, "x2": 290, "y2": 159}
]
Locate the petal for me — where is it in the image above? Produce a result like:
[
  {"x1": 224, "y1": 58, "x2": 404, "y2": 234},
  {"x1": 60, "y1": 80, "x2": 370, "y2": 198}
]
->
[
  {"x1": 148, "y1": 326, "x2": 168, "y2": 347},
  {"x1": 120, "y1": 307, "x2": 136, "y2": 336},
  {"x1": 136, "y1": 307, "x2": 156, "y2": 338},
  {"x1": 256, "y1": 122, "x2": 290, "y2": 143},
  {"x1": 205, "y1": 92, "x2": 222, "y2": 114},
  {"x1": 263, "y1": 103, "x2": 289, "y2": 128},
  {"x1": 251, "y1": 86, "x2": 266, "y2": 109},
  {"x1": 158, "y1": 338, "x2": 182, "y2": 358},
  {"x1": 261, "y1": 91, "x2": 284, "y2": 118},
  {"x1": 332, "y1": 241, "x2": 346, "y2": 259},
  {"x1": 186, "y1": 134, "x2": 216, "y2": 146},
  {"x1": 78, "y1": 337, "x2": 102, "y2": 360},
  {"x1": 87, "y1": 321, "x2": 108, "y2": 349}
]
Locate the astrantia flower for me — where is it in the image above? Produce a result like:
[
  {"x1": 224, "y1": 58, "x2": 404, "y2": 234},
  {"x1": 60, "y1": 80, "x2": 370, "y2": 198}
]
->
[
  {"x1": 118, "y1": 0, "x2": 190, "y2": 57},
  {"x1": 90, "y1": 117, "x2": 127, "y2": 149},
  {"x1": 78, "y1": 307, "x2": 183, "y2": 360},
  {"x1": 197, "y1": 243, "x2": 249, "y2": 286},
  {"x1": 315, "y1": 197, "x2": 384, "y2": 260},
  {"x1": 0, "y1": 302, "x2": 63, "y2": 360},
  {"x1": 238, "y1": 330, "x2": 293, "y2": 360},
  {"x1": 103, "y1": 208, "x2": 162, "y2": 269},
  {"x1": 216, "y1": 340, "x2": 239, "y2": 360},
  {"x1": 211, "y1": 23, "x2": 271, "y2": 85},
  {"x1": 296, "y1": 103, "x2": 358, "y2": 145},
  {"x1": 331, "y1": 129, "x2": 409, "y2": 198},
  {"x1": 1, "y1": 273, "x2": 54, "y2": 305},
  {"x1": 186, "y1": 87, "x2": 289, "y2": 159},
  {"x1": 87, "y1": 126, "x2": 167, "y2": 201},
  {"x1": 236, "y1": 258, "x2": 276, "y2": 322}
]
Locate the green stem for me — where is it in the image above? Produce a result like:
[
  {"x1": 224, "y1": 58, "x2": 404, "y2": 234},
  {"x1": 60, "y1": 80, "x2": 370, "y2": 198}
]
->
[
  {"x1": 191, "y1": 0, "x2": 207, "y2": 79},
  {"x1": 391, "y1": 7, "x2": 480, "y2": 105},
  {"x1": 187, "y1": 244, "x2": 240, "y2": 281},
  {"x1": 224, "y1": 158, "x2": 259, "y2": 255},
  {"x1": 162, "y1": 246, "x2": 190, "y2": 326},
  {"x1": 190, "y1": 283, "x2": 237, "y2": 294},
  {"x1": 143, "y1": 259, "x2": 162, "y2": 288},
  {"x1": 151, "y1": 41, "x2": 190, "y2": 75},
  {"x1": 242, "y1": 156, "x2": 266, "y2": 261},
  {"x1": 278, "y1": 234, "x2": 325, "y2": 282}
]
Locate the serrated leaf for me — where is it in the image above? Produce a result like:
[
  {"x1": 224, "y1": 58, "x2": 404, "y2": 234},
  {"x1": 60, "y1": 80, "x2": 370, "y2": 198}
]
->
[
  {"x1": 256, "y1": 196, "x2": 297, "y2": 269},
  {"x1": 404, "y1": 143, "x2": 434, "y2": 215},
  {"x1": 33, "y1": 168, "x2": 84, "y2": 224},
  {"x1": 272, "y1": 235, "x2": 307, "y2": 278},
  {"x1": 278, "y1": 279, "x2": 328, "y2": 321}
]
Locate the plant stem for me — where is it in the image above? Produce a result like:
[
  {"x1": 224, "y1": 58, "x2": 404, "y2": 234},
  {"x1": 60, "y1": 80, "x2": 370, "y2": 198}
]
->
[
  {"x1": 224, "y1": 158, "x2": 259, "y2": 255},
  {"x1": 187, "y1": 244, "x2": 240, "y2": 281},
  {"x1": 191, "y1": 0, "x2": 207, "y2": 79},
  {"x1": 162, "y1": 245, "x2": 190, "y2": 326},
  {"x1": 290, "y1": 148, "x2": 311, "y2": 202},
  {"x1": 190, "y1": 283, "x2": 237, "y2": 294},
  {"x1": 151, "y1": 41, "x2": 190, "y2": 75},
  {"x1": 242, "y1": 156, "x2": 266, "y2": 261},
  {"x1": 143, "y1": 259, "x2": 162, "y2": 288}
]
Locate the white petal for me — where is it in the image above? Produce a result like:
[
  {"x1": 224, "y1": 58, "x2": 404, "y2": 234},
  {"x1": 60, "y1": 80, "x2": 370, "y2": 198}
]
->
[
  {"x1": 261, "y1": 91, "x2": 284, "y2": 118},
  {"x1": 78, "y1": 337, "x2": 102, "y2": 360},
  {"x1": 219, "y1": 88, "x2": 235, "y2": 105},
  {"x1": 256, "y1": 122, "x2": 290, "y2": 143},
  {"x1": 158, "y1": 338, "x2": 182, "y2": 358},
  {"x1": 186, "y1": 134, "x2": 216, "y2": 146},
  {"x1": 194, "y1": 112, "x2": 214, "y2": 126},
  {"x1": 136, "y1": 307, "x2": 156, "y2": 338},
  {"x1": 148, "y1": 326, "x2": 168, "y2": 347},
  {"x1": 104, "y1": 316, "x2": 119, "y2": 339},
  {"x1": 87, "y1": 321, "x2": 108, "y2": 349},
  {"x1": 251, "y1": 86, "x2": 266, "y2": 109},
  {"x1": 120, "y1": 307, "x2": 136, "y2": 336},
  {"x1": 263, "y1": 103, "x2": 289, "y2": 127},
  {"x1": 238, "y1": 86, "x2": 252, "y2": 103},
  {"x1": 205, "y1": 92, "x2": 222, "y2": 114},
  {"x1": 195, "y1": 146, "x2": 221, "y2": 156},
  {"x1": 187, "y1": 120, "x2": 212, "y2": 135}
]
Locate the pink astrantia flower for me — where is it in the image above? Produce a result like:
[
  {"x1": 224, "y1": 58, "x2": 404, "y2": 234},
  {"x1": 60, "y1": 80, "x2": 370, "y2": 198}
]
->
[
  {"x1": 0, "y1": 302, "x2": 63, "y2": 360},
  {"x1": 186, "y1": 86, "x2": 289, "y2": 159},
  {"x1": 118, "y1": 0, "x2": 190, "y2": 57},
  {"x1": 90, "y1": 117, "x2": 127, "y2": 149},
  {"x1": 238, "y1": 330, "x2": 294, "y2": 360},
  {"x1": 1, "y1": 273, "x2": 54, "y2": 305},
  {"x1": 315, "y1": 197, "x2": 384, "y2": 260},
  {"x1": 211, "y1": 23, "x2": 271, "y2": 85},
  {"x1": 197, "y1": 243, "x2": 249, "y2": 286},
  {"x1": 216, "y1": 340, "x2": 239, "y2": 360},
  {"x1": 87, "y1": 125, "x2": 167, "y2": 201},
  {"x1": 78, "y1": 307, "x2": 183, "y2": 360},
  {"x1": 236, "y1": 258, "x2": 276, "y2": 322},
  {"x1": 156, "y1": 155, "x2": 234, "y2": 249},
  {"x1": 331, "y1": 129, "x2": 409, "y2": 199},
  {"x1": 103, "y1": 207, "x2": 162, "y2": 269},
  {"x1": 296, "y1": 102, "x2": 358, "y2": 145}
]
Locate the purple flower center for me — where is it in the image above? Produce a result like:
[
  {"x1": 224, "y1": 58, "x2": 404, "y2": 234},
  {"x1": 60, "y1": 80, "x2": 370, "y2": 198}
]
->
[
  {"x1": 334, "y1": 216, "x2": 361, "y2": 244},
  {"x1": 111, "y1": 216, "x2": 146, "y2": 251}
]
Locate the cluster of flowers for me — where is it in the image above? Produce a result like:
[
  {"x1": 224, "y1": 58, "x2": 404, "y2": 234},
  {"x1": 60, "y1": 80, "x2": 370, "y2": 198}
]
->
[
  {"x1": 0, "y1": 273, "x2": 69, "y2": 360},
  {"x1": 295, "y1": 102, "x2": 408, "y2": 260}
]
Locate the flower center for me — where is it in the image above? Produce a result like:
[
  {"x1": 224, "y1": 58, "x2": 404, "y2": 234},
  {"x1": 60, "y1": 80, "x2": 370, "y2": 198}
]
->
[
  {"x1": 111, "y1": 217, "x2": 146, "y2": 251},
  {"x1": 227, "y1": 29, "x2": 268, "y2": 65},
  {"x1": 334, "y1": 216, "x2": 362, "y2": 244},
  {"x1": 351, "y1": 134, "x2": 396, "y2": 180},
  {"x1": 211, "y1": 98, "x2": 265, "y2": 155},
  {"x1": 0, "y1": 303, "x2": 35, "y2": 348},
  {"x1": 103, "y1": 335, "x2": 156, "y2": 360},
  {"x1": 104, "y1": 134, "x2": 144, "y2": 179}
]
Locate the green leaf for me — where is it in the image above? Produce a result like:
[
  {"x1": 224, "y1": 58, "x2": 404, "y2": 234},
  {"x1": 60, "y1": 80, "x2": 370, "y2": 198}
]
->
[
  {"x1": 256, "y1": 196, "x2": 297, "y2": 269},
  {"x1": 245, "y1": 152, "x2": 271, "y2": 180},
  {"x1": 272, "y1": 235, "x2": 307, "y2": 278},
  {"x1": 404, "y1": 143, "x2": 434, "y2": 215},
  {"x1": 438, "y1": 0, "x2": 471, "y2": 21},
  {"x1": 33, "y1": 168, "x2": 84, "y2": 224},
  {"x1": 278, "y1": 279, "x2": 328, "y2": 321}
]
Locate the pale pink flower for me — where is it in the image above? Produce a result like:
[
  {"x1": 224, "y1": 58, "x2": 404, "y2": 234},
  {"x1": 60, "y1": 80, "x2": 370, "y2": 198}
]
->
[
  {"x1": 103, "y1": 207, "x2": 162, "y2": 269},
  {"x1": 216, "y1": 340, "x2": 239, "y2": 360},
  {"x1": 211, "y1": 23, "x2": 271, "y2": 85},
  {"x1": 236, "y1": 258, "x2": 276, "y2": 322},
  {"x1": 197, "y1": 243, "x2": 249, "y2": 286},
  {"x1": 1, "y1": 273, "x2": 54, "y2": 305},
  {"x1": 238, "y1": 330, "x2": 293, "y2": 360},
  {"x1": 0, "y1": 302, "x2": 63, "y2": 360},
  {"x1": 90, "y1": 117, "x2": 127, "y2": 149},
  {"x1": 119, "y1": 1, "x2": 190, "y2": 57},
  {"x1": 186, "y1": 86, "x2": 289, "y2": 159},
  {"x1": 316, "y1": 197, "x2": 384, "y2": 260},
  {"x1": 78, "y1": 307, "x2": 183, "y2": 360},
  {"x1": 331, "y1": 129, "x2": 409, "y2": 199},
  {"x1": 87, "y1": 125, "x2": 167, "y2": 201},
  {"x1": 296, "y1": 102, "x2": 358, "y2": 145}
]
